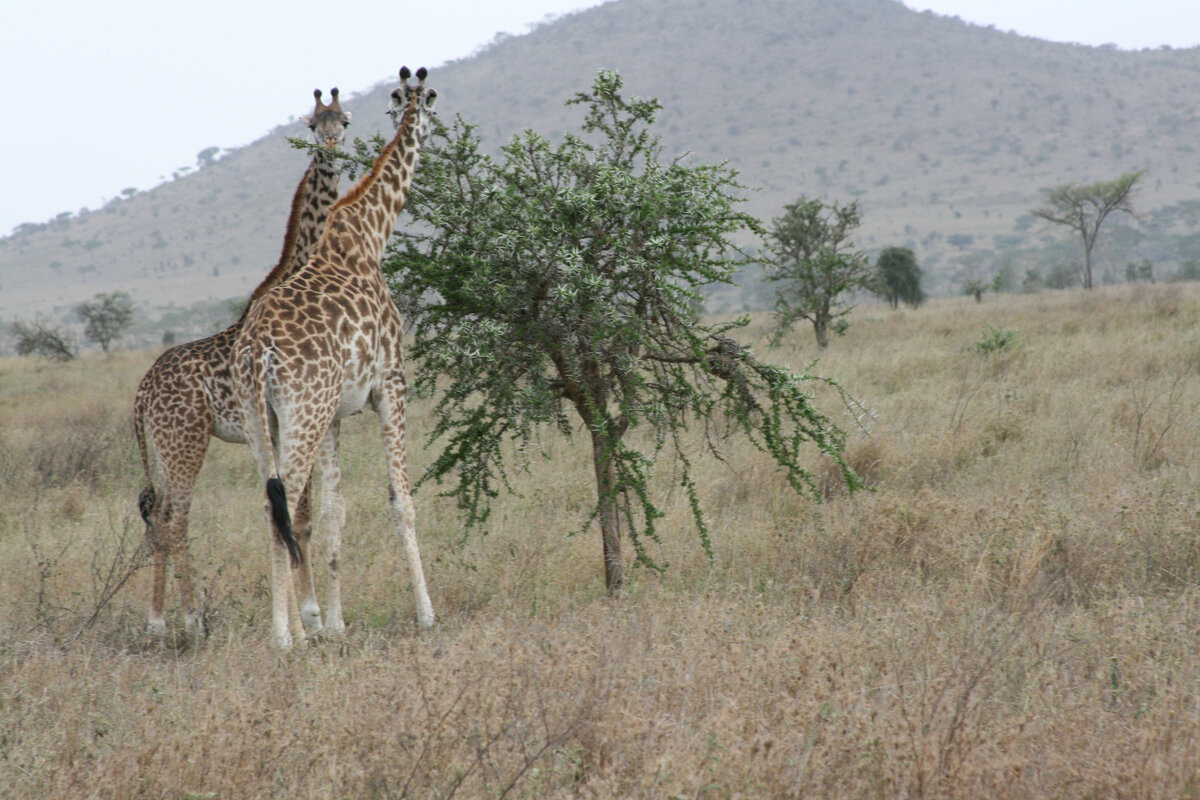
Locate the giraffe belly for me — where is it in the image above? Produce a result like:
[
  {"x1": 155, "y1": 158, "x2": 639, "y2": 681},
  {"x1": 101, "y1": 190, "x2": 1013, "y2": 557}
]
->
[
  {"x1": 335, "y1": 378, "x2": 372, "y2": 420},
  {"x1": 212, "y1": 415, "x2": 247, "y2": 444}
]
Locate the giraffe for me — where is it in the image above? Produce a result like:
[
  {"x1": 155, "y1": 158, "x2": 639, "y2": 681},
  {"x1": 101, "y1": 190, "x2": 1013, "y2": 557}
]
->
[
  {"x1": 133, "y1": 87, "x2": 351, "y2": 639},
  {"x1": 233, "y1": 66, "x2": 437, "y2": 648}
]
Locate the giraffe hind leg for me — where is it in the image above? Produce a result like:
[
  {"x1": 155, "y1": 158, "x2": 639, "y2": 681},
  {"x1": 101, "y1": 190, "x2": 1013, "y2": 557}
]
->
[
  {"x1": 142, "y1": 487, "x2": 169, "y2": 638},
  {"x1": 292, "y1": 477, "x2": 325, "y2": 635}
]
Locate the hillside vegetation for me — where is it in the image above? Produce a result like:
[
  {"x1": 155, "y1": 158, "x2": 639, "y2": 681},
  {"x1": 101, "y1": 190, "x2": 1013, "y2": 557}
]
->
[
  {"x1": 3, "y1": 285, "x2": 1200, "y2": 796},
  {"x1": 3, "y1": 0, "x2": 1200, "y2": 333}
]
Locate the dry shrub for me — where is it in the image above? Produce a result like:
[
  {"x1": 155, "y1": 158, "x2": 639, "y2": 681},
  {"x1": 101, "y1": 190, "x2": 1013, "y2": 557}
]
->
[
  {"x1": 819, "y1": 431, "x2": 887, "y2": 498},
  {"x1": 0, "y1": 403, "x2": 129, "y2": 493}
]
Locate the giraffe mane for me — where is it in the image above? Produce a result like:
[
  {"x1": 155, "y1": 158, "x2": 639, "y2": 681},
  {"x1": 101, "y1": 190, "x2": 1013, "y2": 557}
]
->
[
  {"x1": 328, "y1": 85, "x2": 420, "y2": 215},
  {"x1": 237, "y1": 159, "x2": 317, "y2": 322}
]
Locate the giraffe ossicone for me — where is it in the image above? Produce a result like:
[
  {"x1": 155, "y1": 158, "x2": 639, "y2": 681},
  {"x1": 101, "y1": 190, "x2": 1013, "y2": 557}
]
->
[{"x1": 234, "y1": 65, "x2": 438, "y2": 648}]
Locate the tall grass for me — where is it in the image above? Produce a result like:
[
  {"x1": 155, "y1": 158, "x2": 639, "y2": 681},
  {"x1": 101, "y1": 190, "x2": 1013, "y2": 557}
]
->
[{"x1": 3, "y1": 285, "x2": 1200, "y2": 797}]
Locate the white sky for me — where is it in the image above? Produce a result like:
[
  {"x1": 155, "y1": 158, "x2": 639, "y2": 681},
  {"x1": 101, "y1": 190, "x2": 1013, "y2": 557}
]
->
[
  {"x1": 902, "y1": 0, "x2": 1199, "y2": 50},
  {"x1": 1, "y1": 0, "x2": 1196, "y2": 237}
]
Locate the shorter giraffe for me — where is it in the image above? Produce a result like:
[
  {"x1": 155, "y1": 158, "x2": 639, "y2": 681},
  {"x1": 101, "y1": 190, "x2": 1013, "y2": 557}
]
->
[
  {"x1": 133, "y1": 88, "x2": 350, "y2": 639},
  {"x1": 234, "y1": 67, "x2": 437, "y2": 648}
]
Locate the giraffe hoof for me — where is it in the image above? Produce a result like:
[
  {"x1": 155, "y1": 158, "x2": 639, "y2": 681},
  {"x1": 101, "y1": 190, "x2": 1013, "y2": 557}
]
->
[
  {"x1": 301, "y1": 601, "x2": 323, "y2": 634},
  {"x1": 185, "y1": 612, "x2": 207, "y2": 641},
  {"x1": 147, "y1": 618, "x2": 168, "y2": 638}
]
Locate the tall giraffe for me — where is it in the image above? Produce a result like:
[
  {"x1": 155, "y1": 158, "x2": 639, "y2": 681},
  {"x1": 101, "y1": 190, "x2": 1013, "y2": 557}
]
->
[
  {"x1": 133, "y1": 88, "x2": 351, "y2": 639},
  {"x1": 234, "y1": 66, "x2": 437, "y2": 648}
]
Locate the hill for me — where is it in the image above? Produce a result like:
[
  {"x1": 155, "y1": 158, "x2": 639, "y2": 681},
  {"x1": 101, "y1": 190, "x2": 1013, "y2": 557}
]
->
[{"x1": 3, "y1": 0, "x2": 1199, "y2": 333}]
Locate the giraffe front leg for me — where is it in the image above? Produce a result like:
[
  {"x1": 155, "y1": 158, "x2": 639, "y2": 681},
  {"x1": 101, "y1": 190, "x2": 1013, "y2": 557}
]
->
[
  {"x1": 376, "y1": 376, "x2": 434, "y2": 629},
  {"x1": 318, "y1": 421, "x2": 347, "y2": 634}
]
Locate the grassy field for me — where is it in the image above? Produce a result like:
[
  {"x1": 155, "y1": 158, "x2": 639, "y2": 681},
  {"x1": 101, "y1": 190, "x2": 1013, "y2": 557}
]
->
[{"x1": 3, "y1": 284, "x2": 1200, "y2": 797}]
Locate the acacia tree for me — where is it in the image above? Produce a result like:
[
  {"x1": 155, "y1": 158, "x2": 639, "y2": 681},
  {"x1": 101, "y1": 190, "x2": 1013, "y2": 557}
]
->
[
  {"x1": 386, "y1": 71, "x2": 861, "y2": 592},
  {"x1": 10, "y1": 319, "x2": 76, "y2": 361},
  {"x1": 1031, "y1": 171, "x2": 1144, "y2": 289},
  {"x1": 962, "y1": 278, "x2": 987, "y2": 303},
  {"x1": 761, "y1": 198, "x2": 871, "y2": 348},
  {"x1": 76, "y1": 291, "x2": 134, "y2": 352},
  {"x1": 876, "y1": 246, "x2": 926, "y2": 309}
]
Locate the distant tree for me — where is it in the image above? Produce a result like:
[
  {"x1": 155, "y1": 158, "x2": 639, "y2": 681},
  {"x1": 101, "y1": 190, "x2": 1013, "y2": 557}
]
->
[
  {"x1": 76, "y1": 291, "x2": 134, "y2": 352},
  {"x1": 386, "y1": 71, "x2": 862, "y2": 592},
  {"x1": 1022, "y1": 268, "x2": 1043, "y2": 293},
  {"x1": 1031, "y1": 170, "x2": 1144, "y2": 289},
  {"x1": 991, "y1": 261, "x2": 1016, "y2": 294},
  {"x1": 197, "y1": 146, "x2": 222, "y2": 169},
  {"x1": 10, "y1": 320, "x2": 76, "y2": 361},
  {"x1": 962, "y1": 278, "x2": 987, "y2": 303},
  {"x1": 762, "y1": 197, "x2": 871, "y2": 347},
  {"x1": 947, "y1": 233, "x2": 975, "y2": 252},
  {"x1": 1174, "y1": 259, "x2": 1200, "y2": 282},
  {"x1": 1046, "y1": 262, "x2": 1079, "y2": 290},
  {"x1": 1124, "y1": 259, "x2": 1154, "y2": 283},
  {"x1": 875, "y1": 246, "x2": 926, "y2": 309}
]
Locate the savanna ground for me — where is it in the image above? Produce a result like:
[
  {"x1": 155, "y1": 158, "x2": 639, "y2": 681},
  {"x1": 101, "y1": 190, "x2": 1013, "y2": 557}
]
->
[{"x1": 4, "y1": 285, "x2": 1200, "y2": 798}]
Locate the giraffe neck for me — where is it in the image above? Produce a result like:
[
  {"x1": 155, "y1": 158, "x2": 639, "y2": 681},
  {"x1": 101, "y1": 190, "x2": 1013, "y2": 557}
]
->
[
  {"x1": 239, "y1": 148, "x2": 341, "y2": 321},
  {"x1": 287, "y1": 149, "x2": 341, "y2": 271},
  {"x1": 321, "y1": 108, "x2": 424, "y2": 267}
]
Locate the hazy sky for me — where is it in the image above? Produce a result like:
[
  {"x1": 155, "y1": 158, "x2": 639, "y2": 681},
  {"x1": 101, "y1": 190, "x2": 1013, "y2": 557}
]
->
[{"x1": 1, "y1": 0, "x2": 1196, "y2": 236}]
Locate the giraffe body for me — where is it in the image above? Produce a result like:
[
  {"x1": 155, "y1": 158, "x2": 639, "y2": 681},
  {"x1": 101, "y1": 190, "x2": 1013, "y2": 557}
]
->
[
  {"x1": 234, "y1": 67, "x2": 437, "y2": 648},
  {"x1": 133, "y1": 89, "x2": 350, "y2": 639}
]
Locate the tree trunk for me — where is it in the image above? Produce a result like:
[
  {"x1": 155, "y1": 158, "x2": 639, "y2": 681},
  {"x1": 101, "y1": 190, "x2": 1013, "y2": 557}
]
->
[
  {"x1": 1082, "y1": 230, "x2": 1095, "y2": 289},
  {"x1": 813, "y1": 318, "x2": 830, "y2": 349},
  {"x1": 590, "y1": 429, "x2": 624, "y2": 593}
]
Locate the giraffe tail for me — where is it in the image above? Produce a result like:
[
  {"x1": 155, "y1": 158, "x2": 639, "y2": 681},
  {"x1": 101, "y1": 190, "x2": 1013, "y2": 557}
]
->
[
  {"x1": 132, "y1": 391, "x2": 158, "y2": 527},
  {"x1": 266, "y1": 478, "x2": 303, "y2": 567},
  {"x1": 241, "y1": 341, "x2": 304, "y2": 568}
]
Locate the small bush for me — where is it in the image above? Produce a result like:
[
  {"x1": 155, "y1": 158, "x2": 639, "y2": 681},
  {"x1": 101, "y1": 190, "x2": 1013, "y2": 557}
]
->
[{"x1": 974, "y1": 324, "x2": 1020, "y2": 355}]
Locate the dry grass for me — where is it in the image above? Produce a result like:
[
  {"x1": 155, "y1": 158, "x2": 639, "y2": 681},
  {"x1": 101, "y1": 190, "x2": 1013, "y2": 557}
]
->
[{"x1": 4, "y1": 285, "x2": 1200, "y2": 797}]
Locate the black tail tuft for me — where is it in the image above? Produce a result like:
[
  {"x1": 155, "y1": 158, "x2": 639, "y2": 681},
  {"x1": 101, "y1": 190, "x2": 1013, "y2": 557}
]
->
[
  {"x1": 138, "y1": 486, "x2": 156, "y2": 525},
  {"x1": 266, "y1": 478, "x2": 303, "y2": 567}
]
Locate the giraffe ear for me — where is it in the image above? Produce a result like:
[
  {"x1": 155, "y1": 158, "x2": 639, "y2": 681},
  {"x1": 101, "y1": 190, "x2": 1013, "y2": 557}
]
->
[
  {"x1": 425, "y1": 90, "x2": 437, "y2": 110},
  {"x1": 342, "y1": 111, "x2": 353, "y2": 124},
  {"x1": 300, "y1": 115, "x2": 314, "y2": 127}
]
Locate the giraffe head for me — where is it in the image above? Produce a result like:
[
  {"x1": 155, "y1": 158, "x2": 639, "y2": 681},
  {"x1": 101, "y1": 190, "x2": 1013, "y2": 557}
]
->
[
  {"x1": 386, "y1": 66, "x2": 437, "y2": 138},
  {"x1": 301, "y1": 88, "x2": 352, "y2": 148}
]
